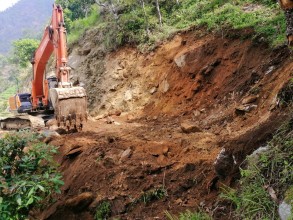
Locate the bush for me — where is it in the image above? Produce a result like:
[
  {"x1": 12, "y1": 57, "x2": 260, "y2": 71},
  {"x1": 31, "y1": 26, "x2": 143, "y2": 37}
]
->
[
  {"x1": 95, "y1": 201, "x2": 111, "y2": 220},
  {"x1": 0, "y1": 132, "x2": 63, "y2": 220},
  {"x1": 11, "y1": 39, "x2": 39, "y2": 68},
  {"x1": 67, "y1": 5, "x2": 100, "y2": 44}
]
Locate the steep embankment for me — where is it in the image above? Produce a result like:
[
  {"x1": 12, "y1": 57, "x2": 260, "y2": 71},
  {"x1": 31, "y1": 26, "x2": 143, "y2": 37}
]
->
[{"x1": 39, "y1": 29, "x2": 292, "y2": 219}]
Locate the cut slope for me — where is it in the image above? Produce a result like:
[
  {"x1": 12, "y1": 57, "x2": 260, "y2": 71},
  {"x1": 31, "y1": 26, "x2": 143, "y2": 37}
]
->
[{"x1": 39, "y1": 29, "x2": 292, "y2": 219}]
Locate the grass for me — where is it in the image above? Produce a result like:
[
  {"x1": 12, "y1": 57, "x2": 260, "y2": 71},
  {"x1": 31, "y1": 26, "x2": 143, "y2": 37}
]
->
[
  {"x1": 165, "y1": 209, "x2": 211, "y2": 220},
  {"x1": 65, "y1": 0, "x2": 288, "y2": 50},
  {"x1": 140, "y1": 187, "x2": 167, "y2": 204},
  {"x1": 221, "y1": 118, "x2": 293, "y2": 219},
  {"x1": 0, "y1": 85, "x2": 17, "y2": 116}
]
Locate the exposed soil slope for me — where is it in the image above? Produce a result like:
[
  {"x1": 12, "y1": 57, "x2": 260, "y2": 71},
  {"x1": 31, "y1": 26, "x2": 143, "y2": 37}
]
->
[{"x1": 39, "y1": 29, "x2": 292, "y2": 219}]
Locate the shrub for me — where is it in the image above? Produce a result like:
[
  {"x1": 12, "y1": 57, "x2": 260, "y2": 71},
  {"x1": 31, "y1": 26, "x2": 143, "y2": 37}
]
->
[
  {"x1": 0, "y1": 132, "x2": 63, "y2": 220},
  {"x1": 95, "y1": 201, "x2": 111, "y2": 220}
]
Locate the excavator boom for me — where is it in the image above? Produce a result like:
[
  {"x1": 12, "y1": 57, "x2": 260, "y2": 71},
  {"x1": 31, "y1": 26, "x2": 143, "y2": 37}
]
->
[{"x1": 30, "y1": 4, "x2": 87, "y2": 129}]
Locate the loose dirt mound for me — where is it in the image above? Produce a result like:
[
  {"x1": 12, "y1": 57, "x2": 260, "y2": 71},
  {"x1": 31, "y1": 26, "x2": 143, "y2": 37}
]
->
[{"x1": 39, "y1": 29, "x2": 292, "y2": 219}]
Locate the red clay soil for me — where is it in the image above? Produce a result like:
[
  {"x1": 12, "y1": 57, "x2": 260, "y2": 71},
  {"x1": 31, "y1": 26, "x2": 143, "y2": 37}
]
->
[{"x1": 37, "y1": 29, "x2": 292, "y2": 220}]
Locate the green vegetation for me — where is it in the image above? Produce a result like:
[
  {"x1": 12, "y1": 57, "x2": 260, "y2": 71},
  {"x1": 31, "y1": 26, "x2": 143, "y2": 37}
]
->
[
  {"x1": 11, "y1": 38, "x2": 40, "y2": 68},
  {"x1": 165, "y1": 209, "x2": 211, "y2": 220},
  {"x1": 0, "y1": 132, "x2": 64, "y2": 220},
  {"x1": 127, "y1": 187, "x2": 167, "y2": 212},
  {"x1": 0, "y1": 85, "x2": 17, "y2": 115},
  {"x1": 278, "y1": 78, "x2": 293, "y2": 106},
  {"x1": 140, "y1": 187, "x2": 167, "y2": 204},
  {"x1": 221, "y1": 119, "x2": 293, "y2": 219},
  {"x1": 95, "y1": 201, "x2": 111, "y2": 220},
  {"x1": 67, "y1": 5, "x2": 100, "y2": 43},
  {"x1": 56, "y1": 0, "x2": 287, "y2": 50}
]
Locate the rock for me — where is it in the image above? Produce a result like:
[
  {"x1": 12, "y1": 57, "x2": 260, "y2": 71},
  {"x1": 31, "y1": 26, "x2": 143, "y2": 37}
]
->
[
  {"x1": 200, "y1": 59, "x2": 221, "y2": 76},
  {"x1": 241, "y1": 95, "x2": 258, "y2": 104},
  {"x1": 106, "y1": 116, "x2": 114, "y2": 124},
  {"x1": 127, "y1": 114, "x2": 135, "y2": 121},
  {"x1": 180, "y1": 122, "x2": 202, "y2": 133},
  {"x1": 124, "y1": 90, "x2": 132, "y2": 101},
  {"x1": 235, "y1": 104, "x2": 257, "y2": 115},
  {"x1": 149, "y1": 145, "x2": 169, "y2": 156},
  {"x1": 214, "y1": 148, "x2": 234, "y2": 179},
  {"x1": 161, "y1": 80, "x2": 170, "y2": 93},
  {"x1": 108, "y1": 110, "x2": 122, "y2": 117},
  {"x1": 115, "y1": 110, "x2": 122, "y2": 116},
  {"x1": 175, "y1": 198, "x2": 183, "y2": 205},
  {"x1": 150, "y1": 87, "x2": 157, "y2": 94},
  {"x1": 279, "y1": 201, "x2": 292, "y2": 220},
  {"x1": 265, "y1": 66, "x2": 275, "y2": 75},
  {"x1": 174, "y1": 54, "x2": 186, "y2": 68},
  {"x1": 120, "y1": 148, "x2": 132, "y2": 160},
  {"x1": 65, "y1": 147, "x2": 83, "y2": 158},
  {"x1": 114, "y1": 121, "x2": 121, "y2": 125},
  {"x1": 193, "y1": 110, "x2": 201, "y2": 117},
  {"x1": 94, "y1": 114, "x2": 107, "y2": 120},
  {"x1": 41, "y1": 129, "x2": 60, "y2": 138},
  {"x1": 65, "y1": 192, "x2": 94, "y2": 211}
]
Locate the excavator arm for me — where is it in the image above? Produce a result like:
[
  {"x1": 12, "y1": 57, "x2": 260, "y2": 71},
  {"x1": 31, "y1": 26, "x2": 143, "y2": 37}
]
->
[{"x1": 31, "y1": 4, "x2": 87, "y2": 129}]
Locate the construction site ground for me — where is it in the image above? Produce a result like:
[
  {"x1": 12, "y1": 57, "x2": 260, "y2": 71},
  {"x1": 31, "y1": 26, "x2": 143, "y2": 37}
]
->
[{"x1": 28, "y1": 29, "x2": 293, "y2": 219}]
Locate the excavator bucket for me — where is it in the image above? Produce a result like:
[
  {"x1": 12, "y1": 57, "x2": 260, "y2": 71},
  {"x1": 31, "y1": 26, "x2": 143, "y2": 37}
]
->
[{"x1": 49, "y1": 87, "x2": 87, "y2": 130}]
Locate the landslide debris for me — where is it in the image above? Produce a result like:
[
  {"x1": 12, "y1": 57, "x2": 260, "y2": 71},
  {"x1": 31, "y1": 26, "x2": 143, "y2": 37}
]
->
[{"x1": 39, "y1": 29, "x2": 292, "y2": 219}]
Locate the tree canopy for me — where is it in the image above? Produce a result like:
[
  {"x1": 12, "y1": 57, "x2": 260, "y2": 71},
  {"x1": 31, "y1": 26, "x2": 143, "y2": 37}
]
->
[{"x1": 11, "y1": 39, "x2": 39, "y2": 68}]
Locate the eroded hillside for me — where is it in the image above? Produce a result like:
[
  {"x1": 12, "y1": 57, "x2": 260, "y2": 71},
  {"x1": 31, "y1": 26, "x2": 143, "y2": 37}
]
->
[{"x1": 38, "y1": 29, "x2": 292, "y2": 219}]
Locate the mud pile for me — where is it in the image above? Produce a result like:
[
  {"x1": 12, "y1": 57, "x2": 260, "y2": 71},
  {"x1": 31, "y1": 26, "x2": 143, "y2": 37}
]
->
[{"x1": 39, "y1": 29, "x2": 292, "y2": 219}]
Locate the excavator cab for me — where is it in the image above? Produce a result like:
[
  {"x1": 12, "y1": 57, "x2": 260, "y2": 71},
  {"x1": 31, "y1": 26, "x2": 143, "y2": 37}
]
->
[{"x1": 9, "y1": 93, "x2": 32, "y2": 114}]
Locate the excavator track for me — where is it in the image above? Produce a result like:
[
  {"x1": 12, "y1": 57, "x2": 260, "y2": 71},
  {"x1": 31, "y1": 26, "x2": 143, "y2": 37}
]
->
[{"x1": 0, "y1": 115, "x2": 45, "y2": 131}]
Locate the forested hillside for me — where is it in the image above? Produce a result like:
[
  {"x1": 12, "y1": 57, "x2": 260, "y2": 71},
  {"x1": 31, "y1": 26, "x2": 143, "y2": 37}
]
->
[{"x1": 0, "y1": 0, "x2": 54, "y2": 54}]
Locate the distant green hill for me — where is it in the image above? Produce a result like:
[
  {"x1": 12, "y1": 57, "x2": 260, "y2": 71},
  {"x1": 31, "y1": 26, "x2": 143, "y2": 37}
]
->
[{"x1": 0, "y1": 0, "x2": 54, "y2": 54}]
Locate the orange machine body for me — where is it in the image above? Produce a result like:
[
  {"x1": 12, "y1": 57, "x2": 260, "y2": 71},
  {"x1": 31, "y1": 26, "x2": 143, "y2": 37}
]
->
[{"x1": 31, "y1": 4, "x2": 70, "y2": 110}]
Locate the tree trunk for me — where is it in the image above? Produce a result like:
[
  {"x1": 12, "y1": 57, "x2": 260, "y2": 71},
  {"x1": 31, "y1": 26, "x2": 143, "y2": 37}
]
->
[
  {"x1": 109, "y1": 0, "x2": 119, "y2": 21},
  {"x1": 155, "y1": 0, "x2": 162, "y2": 27},
  {"x1": 140, "y1": 0, "x2": 150, "y2": 37}
]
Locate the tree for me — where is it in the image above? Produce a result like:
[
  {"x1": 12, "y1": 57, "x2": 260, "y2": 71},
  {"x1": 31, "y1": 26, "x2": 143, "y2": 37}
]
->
[
  {"x1": 56, "y1": 0, "x2": 96, "y2": 20},
  {"x1": 11, "y1": 39, "x2": 39, "y2": 68},
  {"x1": 155, "y1": 0, "x2": 162, "y2": 27}
]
